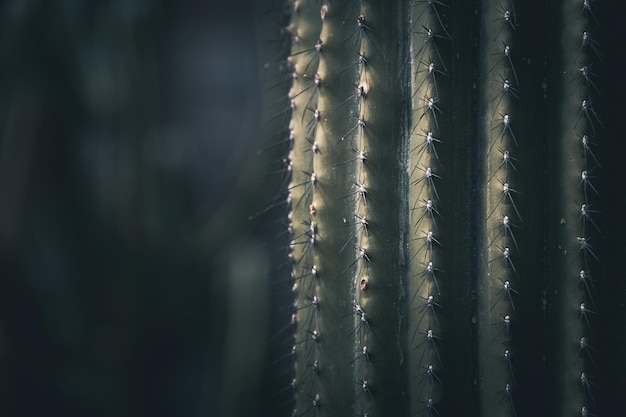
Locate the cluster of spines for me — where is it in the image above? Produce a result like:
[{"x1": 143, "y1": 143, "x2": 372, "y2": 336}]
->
[
  {"x1": 570, "y1": 1, "x2": 603, "y2": 415},
  {"x1": 485, "y1": 2, "x2": 520, "y2": 416},
  {"x1": 409, "y1": 1, "x2": 450, "y2": 415}
]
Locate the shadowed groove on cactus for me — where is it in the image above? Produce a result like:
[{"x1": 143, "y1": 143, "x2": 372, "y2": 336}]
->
[{"x1": 257, "y1": 0, "x2": 624, "y2": 416}]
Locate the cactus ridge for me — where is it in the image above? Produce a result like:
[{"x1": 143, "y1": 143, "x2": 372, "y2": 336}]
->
[
  {"x1": 568, "y1": 0, "x2": 604, "y2": 414},
  {"x1": 480, "y1": 2, "x2": 522, "y2": 416},
  {"x1": 409, "y1": 2, "x2": 451, "y2": 416}
]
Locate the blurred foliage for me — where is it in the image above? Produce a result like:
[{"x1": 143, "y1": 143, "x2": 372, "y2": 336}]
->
[{"x1": 0, "y1": 0, "x2": 287, "y2": 416}]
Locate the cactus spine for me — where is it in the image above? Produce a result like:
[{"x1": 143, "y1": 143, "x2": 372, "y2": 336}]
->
[{"x1": 267, "y1": 0, "x2": 617, "y2": 416}]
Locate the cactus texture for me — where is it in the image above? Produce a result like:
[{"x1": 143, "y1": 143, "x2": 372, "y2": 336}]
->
[{"x1": 262, "y1": 0, "x2": 624, "y2": 416}]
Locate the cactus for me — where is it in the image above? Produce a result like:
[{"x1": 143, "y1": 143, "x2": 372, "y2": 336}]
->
[{"x1": 261, "y1": 0, "x2": 624, "y2": 416}]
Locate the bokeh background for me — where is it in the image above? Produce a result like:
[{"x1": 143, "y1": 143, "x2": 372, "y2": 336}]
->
[{"x1": 0, "y1": 0, "x2": 292, "y2": 416}]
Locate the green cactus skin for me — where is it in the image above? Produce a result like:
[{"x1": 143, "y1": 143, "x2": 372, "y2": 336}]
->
[
  {"x1": 265, "y1": 0, "x2": 621, "y2": 416},
  {"x1": 543, "y1": 2, "x2": 605, "y2": 417}
]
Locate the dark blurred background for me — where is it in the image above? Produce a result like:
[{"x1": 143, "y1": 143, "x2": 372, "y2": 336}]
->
[{"x1": 0, "y1": 0, "x2": 292, "y2": 416}]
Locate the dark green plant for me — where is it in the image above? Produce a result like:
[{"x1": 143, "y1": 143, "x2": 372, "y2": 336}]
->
[{"x1": 261, "y1": 1, "x2": 626, "y2": 416}]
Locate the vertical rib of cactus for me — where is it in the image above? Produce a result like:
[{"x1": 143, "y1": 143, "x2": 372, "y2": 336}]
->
[
  {"x1": 546, "y1": 2, "x2": 601, "y2": 416},
  {"x1": 476, "y1": 1, "x2": 539, "y2": 416},
  {"x1": 287, "y1": 0, "x2": 324, "y2": 414},
  {"x1": 477, "y1": 2, "x2": 513, "y2": 415},
  {"x1": 409, "y1": 2, "x2": 448, "y2": 414},
  {"x1": 409, "y1": 2, "x2": 478, "y2": 415},
  {"x1": 308, "y1": 2, "x2": 359, "y2": 412},
  {"x1": 350, "y1": 1, "x2": 411, "y2": 415},
  {"x1": 348, "y1": 4, "x2": 373, "y2": 417}
]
